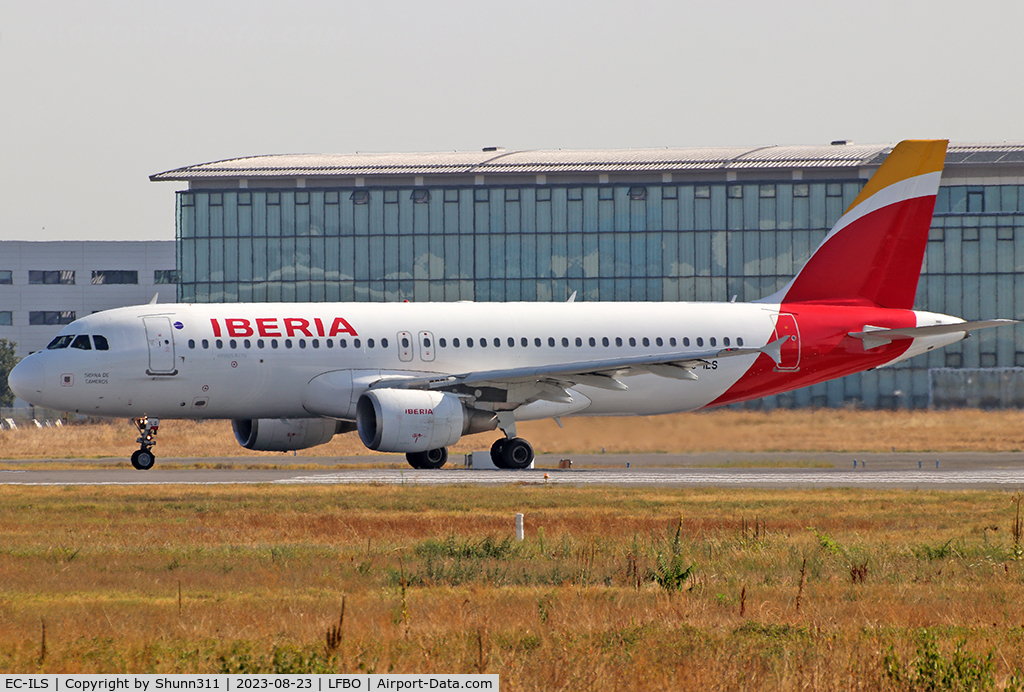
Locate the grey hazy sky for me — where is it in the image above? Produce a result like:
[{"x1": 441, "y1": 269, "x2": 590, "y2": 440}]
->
[{"x1": 3, "y1": 0, "x2": 1022, "y2": 242}]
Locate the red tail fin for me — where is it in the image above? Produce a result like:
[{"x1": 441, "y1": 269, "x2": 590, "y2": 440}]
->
[{"x1": 761, "y1": 140, "x2": 948, "y2": 309}]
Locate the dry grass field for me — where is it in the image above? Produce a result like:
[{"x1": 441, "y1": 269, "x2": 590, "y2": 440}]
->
[
  {"x1": 4, "y1": 410, "x2": 1024, "y2": 687},
  {"x1": 4, "y1": 408, "x2": 1024, "y2": 460},
  {"x1": 2, "y1": 483, "x2": 1024, "y2": 689}
]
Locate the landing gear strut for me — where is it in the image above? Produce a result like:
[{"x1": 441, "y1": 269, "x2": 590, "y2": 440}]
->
[
  {"x1": 406, "y1": 447, "x2": 448, "y2": 470},
  {"x1": 131, "y1": 416, "x2": 159, "y2": 470}
]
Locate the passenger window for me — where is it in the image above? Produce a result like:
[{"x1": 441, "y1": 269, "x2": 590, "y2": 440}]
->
[
  {"x1": 71, "y1": 335, "x2": 91, "y2": 350},
  {"x1": 723, "y1": 337, "x2": 730, "y2": 346},
  {"x1": 589, "y1": 337, "x2": 596, "y2": 347},
  {"x1": 696, "y1": 337, "x2": 704, "y2": 347},
  {"x1": 339, "y1": 339, "x2": 347, "y2": 348},
  {"x1": 422, "y1": 338, "x2": 429, "y2": 348},
  {"x1": 188, "y1": 339, "x2": 196, "y2": 349},
  {"x1": 244, "y1": 339, "x2": 252, "y2": 349},
  {"x1": 737, "y1": 337, "x2": 744, "y2": 346},
  {"x1": 326, "y1": 339, "x2": 333, "y2": 348},
  {"x1": 230, "y1": 339, "x2": 238, "y2": 349},
  {"x1": 602, "y1": 337, "x2": 609, "y2": 347},
  {"x1": 453, "y1": 338, "x2": 460, "y2": 348},
  {"x1": 669, "y1": 337, "x2": 677, "y2": 347},
  {"x1": 467, "y1": 338, "x2": 474, "y2": 347},
  {"x1": 479, "y1": 338, "x2": 487, "y2": 348},
  {"x1": 354, "y1": 339, "x2": 361, "y2": 348},
  {"x1": 683, "y1": 337, "x2": 690, "y2": 347},
  {"x1": 710, "y1": 337, "x2": 717, "y2": 346},
  {"x1": 656, "y1": 337, "x2": 663, "y2": 347},
  {"x1": 271, "y1": 339, "x2": 279, "y2": 349},
  {"x1": 202, "y1": 339, "x2": 210, "y2": 349},
  {"x1": 615, "y1": 337, "x2": 622, "y2": 347},
  {"x1": 561, "y1": 337, "x2": 569, "y2": 347},
  {"x1": 493, "y1": 337, "x2": 500, "y2": 347},
  {"x1": 285, "y1": 339, "x2": 293, "y2": 348},
  {"x1": 402, "y1": 337, "x2": 410, "y2": 348},
  {"x1": 216, "y1": 339, "x2": 224, "y2": 349},
  {"x1": 535, "y1": 338, "x2": 542, "y2": 347},
  {"x1": 46, "y1": 335, "x2": 73, "y2": 349},
  {"x1": 258, "y1": 339, "x2": 265, "y2": 348},
  {"x1": 508, "y1": 337, "x2": 514, "y2": 347},
  {"x1": 521, "y1": 337, "x2": 528, "y2": 347},
  {"x1": 629, "y1": 337, "x2": 636, "y2": 347},
  {"x1": 575, "y1": 337, "x2": 583, "y2": 347},
  {"x1": 548, "y1": 337, "x2": 555, "y2": 347},
  {"x1": 367, "y1": 339, "x2": 374, "y2": 349},
  {"x1": 299, "y1": 339, "x2": 306, "y2": 349},
  {"x1": 642, "y1": 337, "x2": 650, "y2": 347}
]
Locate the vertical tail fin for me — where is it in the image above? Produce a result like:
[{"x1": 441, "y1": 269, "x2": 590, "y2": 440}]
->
[{"x1": 759, "y1": 139, "x2": 948, "y2": 309}]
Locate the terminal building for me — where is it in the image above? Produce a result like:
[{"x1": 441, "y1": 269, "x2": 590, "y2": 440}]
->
[
  {"x1": 151, "y1": 142, "x2": 1024, "y2": 410},
  {"x1": 0, "y1": 240, "x2": 177, "y2": 357}
]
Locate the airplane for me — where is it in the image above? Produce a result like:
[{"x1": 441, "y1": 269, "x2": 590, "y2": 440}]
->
[{"x1": 8, "y1": 140, "x2": 1017, "y2": 471}]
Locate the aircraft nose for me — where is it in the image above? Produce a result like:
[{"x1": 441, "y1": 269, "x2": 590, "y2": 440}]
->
[{"x1": 8, "y1": 356, "x2": 44, "y2": 402}]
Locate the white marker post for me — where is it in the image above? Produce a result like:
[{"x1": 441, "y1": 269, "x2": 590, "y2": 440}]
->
[{"x1": 515, "y1": 513, "x2": 524, "y2": 541}]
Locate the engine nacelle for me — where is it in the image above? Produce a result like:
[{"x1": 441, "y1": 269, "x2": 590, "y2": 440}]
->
[
  {"x1": 232, "y1": 418, "x2": 355, "y2": 452},
  {"x1": 356, "y1": 389, "x2": 495, "y2": 453}
]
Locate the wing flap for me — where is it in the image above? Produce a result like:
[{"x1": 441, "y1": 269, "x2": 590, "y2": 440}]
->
[{"x1": 370, "y1": 337, "x2": 788, "y2": 397}]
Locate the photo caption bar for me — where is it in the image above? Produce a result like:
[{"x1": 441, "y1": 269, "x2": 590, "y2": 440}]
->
[{"x1": 0, "y1": 676, "x2": 498, "y2": 691}]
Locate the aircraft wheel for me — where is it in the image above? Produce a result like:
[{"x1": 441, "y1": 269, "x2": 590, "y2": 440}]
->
[
  {"x1": 500, "y1": 437, "x2": 534, "y2": 470},
  {"x1": 406, "y1": 448, "x2": 448, "y2": 470},
  {"x1": 131, "y1": 449, "x2": 156, "y2": 471},
  {"x1": 490, "y1": 438, "x2": 508, "y2": 467}
]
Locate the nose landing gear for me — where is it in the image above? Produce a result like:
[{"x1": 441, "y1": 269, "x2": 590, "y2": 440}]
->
[{"x1": 131, "y1": 416, "x2": 159, "y2": 470}]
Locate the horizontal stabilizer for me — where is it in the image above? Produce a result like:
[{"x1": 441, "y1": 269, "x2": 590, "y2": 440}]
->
[{"x1": 849, "y1": 319, "x2": 1018, "y2": 349}]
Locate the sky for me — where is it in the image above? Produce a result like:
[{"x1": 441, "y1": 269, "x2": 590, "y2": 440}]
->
[{"x1": 3, "y1": 0, "x2": 1023, "y2": 242}]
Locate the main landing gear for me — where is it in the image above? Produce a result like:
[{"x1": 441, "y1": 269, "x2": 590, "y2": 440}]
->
[
  {"x1": 401, "y1": 413, "x2": 535, "y2": 471},
  {"x1": 131, "y1": 416, "x2": 159, "y2": 470},
  {"x1": 406, "y1": 447, "x2": 448, "y2": 470},
  {"x1": 402, "y1": 439, "x2": 534, "y2": 470},
  {"x1": 489, "y1": 437, "x2": 535, "y2": 469},
  {"x1": 490, "y1": 412, "x2": 535, "y2": 470}
]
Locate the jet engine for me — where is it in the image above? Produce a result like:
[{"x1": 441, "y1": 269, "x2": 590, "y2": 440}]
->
[
  {"x1": 232, "y1": 418, "x2": 355, "y2": 452},
  {"x1": 356, "y1": 389, "x2": 496, "y2": 453}
]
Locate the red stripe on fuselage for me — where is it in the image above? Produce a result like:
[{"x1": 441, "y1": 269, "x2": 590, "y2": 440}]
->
[{"x1": 708, "y1": 304, "x2": 916, "y2": 407}]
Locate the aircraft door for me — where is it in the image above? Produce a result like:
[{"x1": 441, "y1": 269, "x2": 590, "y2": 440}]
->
[
  {"x1": 418, "y1": 331, "x2": 435, "y2": 362},
  {"x1": 770, "y1": 313, "x2": 801, "y2": 371},
  {"x1": 143, "y1": 316, "x2": 177, "y2": 375},
  {"x1": 397, "y1": 331, "x2": 413, "y2": 362}
]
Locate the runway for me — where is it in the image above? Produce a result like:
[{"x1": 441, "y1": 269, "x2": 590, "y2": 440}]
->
[{"x1": 2, "y1": 452, "x2": 1024, "y2": 489}]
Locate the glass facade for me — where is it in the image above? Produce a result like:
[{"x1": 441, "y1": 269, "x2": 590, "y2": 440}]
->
[{"x1": 176, "y1": 179, "x2": 1024, "y2": 410}]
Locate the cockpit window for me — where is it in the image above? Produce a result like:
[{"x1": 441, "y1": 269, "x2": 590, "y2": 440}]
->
[
  {"x1": 93, "y1": 335, "x2": 109, "y2": 350},
  {"x1": 71, "y1": 335, "x2": 92, "y2": 350},
  {"x1": 46, "y1": 335, "x2": 74, "y2": 350}
]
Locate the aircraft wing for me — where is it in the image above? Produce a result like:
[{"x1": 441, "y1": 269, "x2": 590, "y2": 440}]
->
[
  {"x1": 848, "y1": 319, "x2": 1018, "y2": 349},
  {"x1": 369, "y1": 337, "x2": 789, "y2": 404}
]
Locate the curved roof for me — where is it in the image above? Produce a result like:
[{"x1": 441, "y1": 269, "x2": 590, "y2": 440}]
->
[{"x1": 150, "y1": 142, "x2": 1024, "y2": 181}]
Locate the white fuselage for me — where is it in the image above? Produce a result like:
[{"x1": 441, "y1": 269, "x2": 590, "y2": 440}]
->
[{"x1": 11, "y1": 300, "x2": 961, "y2": 422}]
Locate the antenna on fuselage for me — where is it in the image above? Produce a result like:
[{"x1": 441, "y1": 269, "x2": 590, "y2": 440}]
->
[
  {"x1": 566, "y1": 291, "x2": 577, "y2": 303},
  {"x1": 149, "y1": 293, "x2": 159, "y2": 304}
]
